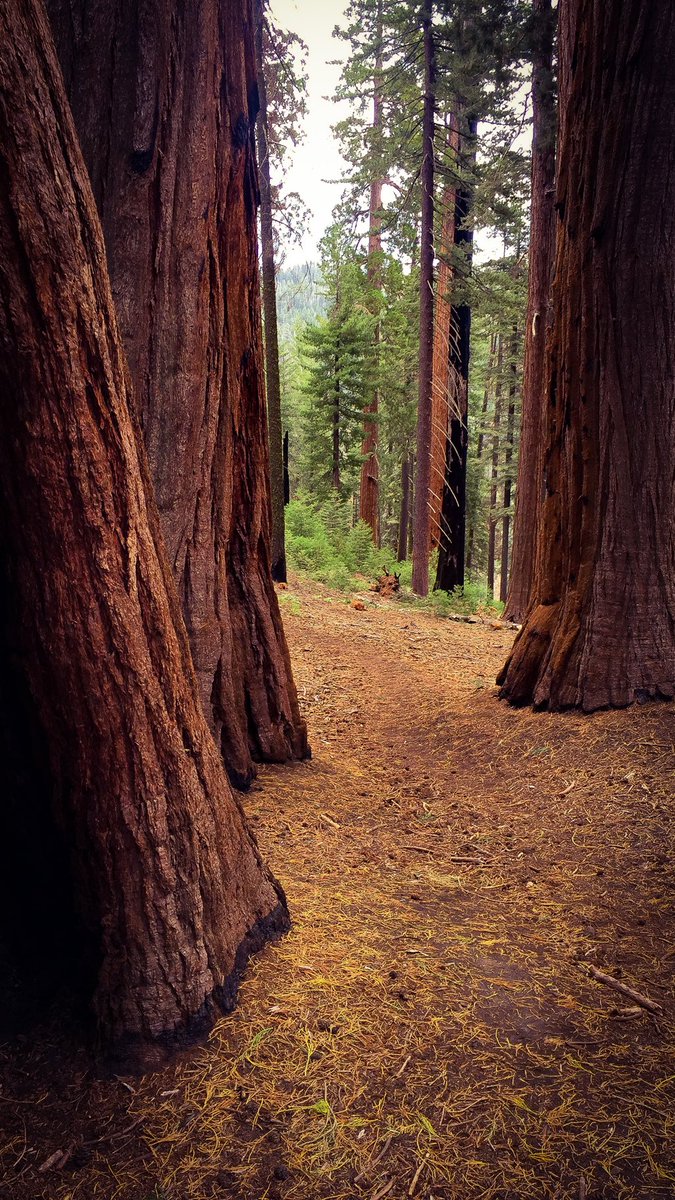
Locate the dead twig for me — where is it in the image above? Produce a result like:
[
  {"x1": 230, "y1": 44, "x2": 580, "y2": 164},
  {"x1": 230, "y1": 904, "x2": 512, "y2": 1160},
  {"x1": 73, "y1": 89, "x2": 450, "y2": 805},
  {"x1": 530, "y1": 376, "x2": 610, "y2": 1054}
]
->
[{"x1": 578, "y1": 963, "x2": 663, "y2": 1014}]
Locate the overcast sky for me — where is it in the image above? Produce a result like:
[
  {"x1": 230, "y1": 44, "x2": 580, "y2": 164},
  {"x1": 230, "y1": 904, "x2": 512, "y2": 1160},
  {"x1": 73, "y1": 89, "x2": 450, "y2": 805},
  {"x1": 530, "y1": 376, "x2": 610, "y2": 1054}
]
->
[{"x1": 268, "y1": 0, "x2": 350, "y2": 264}]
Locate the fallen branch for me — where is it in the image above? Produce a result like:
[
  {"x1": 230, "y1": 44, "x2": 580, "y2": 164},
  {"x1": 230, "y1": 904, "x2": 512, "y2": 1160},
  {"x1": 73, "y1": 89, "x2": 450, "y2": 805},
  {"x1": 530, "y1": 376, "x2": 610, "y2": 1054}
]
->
[{"x1": 578, "y1": 963, "x2": 663, "y2": 1014}]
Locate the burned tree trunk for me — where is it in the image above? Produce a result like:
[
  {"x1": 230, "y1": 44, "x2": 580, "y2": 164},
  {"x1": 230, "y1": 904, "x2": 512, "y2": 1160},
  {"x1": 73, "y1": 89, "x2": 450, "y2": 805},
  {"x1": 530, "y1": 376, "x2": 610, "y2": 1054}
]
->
[
  {"x1": 359, "y1": 0, "x2": 384, "y2": 545},
  {"x1": 504, "y1": 0, "x2": 556, "y2": 622},
  {"x1": 498, "y1": 0, "x2": 675, "y2": 711},
  {"x1": 255, "y1": 0, "x2": 287, "y2": 583},
  {"x1": 411, "y1": 0, "x2": 436, "y2": 596},
  {"x1": 0, "y1": 0, "x2": 288, "y2": 1065},
  {"x1": 47, "y1": 0, "x2": 308, "y2": 788},
  {"x1": 435, "y1": 113, "x2": 477, "y2": 594}
]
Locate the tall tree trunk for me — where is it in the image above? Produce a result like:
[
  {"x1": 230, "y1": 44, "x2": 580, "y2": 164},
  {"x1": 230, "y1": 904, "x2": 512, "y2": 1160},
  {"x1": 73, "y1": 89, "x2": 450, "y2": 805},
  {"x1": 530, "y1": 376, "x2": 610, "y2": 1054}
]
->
[
  {"x1": 283, "y1": 430, "x2": 291, "y2": 504},
  {"x1": 498, "y1": 0, "x2": 675, "y2": 711},
  {"x1": 487, "y1": 340, "x2": 503, "y2": 599},
  {"x1": 434, "y1": 113, "x2": 478, "y2": 593},
  {"x1": 499, "y1": 330, "x2": 519, "y2": 603},
  {"x1": 332, "y1": 348, "x2": 341, "y2": 492},
  {"x1": 359, "y1": 0, "x2": 383, "y2": 544},
  {"x1": 412, "y1": 0, "x2": 436, "y2": 596},
  {"x1": 429, "y1": 112, "x2": 460, "y2": 549},
  {"x1": 47, "y1": 0, "x2": 308, "y2": 790},
  {"x1": 255, "y1": 0, "x2": 287, "y2": 582},
  {"x1": 0, "y1": 0, "x2": 288, "y2": 1066},
  {"x1": 466, "y1": 332, "x2": 497, "y2": 574},
  {"x1": 397, "y1": 456, "x2": 412, "y2": 562},
  {"x1": 503, "y1": 0, "x2": 556, "y2": 621}
]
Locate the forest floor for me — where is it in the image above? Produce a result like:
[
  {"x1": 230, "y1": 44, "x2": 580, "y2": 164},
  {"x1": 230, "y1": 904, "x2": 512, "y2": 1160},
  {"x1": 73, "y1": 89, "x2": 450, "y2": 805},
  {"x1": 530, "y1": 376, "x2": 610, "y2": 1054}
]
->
[{"x1": 2, "y1": 573, "x2": 675, "y2": 1200}]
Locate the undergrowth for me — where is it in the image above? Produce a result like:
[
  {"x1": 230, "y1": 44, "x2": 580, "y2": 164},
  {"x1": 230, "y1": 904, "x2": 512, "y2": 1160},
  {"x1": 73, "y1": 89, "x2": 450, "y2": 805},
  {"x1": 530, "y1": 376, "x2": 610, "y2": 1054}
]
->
[{"x1": 285, "y1": 495, "x2": 503, "y2": 617}]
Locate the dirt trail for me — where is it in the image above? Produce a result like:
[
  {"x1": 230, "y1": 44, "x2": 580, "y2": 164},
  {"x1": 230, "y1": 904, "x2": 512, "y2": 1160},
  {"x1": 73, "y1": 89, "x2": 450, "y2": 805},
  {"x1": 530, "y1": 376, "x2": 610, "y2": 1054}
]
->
[{"x1": 2, "y1": 577, "x2": 674, "y2": 1200}]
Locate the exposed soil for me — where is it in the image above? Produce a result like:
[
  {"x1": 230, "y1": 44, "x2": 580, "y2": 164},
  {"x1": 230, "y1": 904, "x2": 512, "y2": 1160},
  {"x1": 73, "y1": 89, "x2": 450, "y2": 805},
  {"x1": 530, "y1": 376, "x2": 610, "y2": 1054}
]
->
[{"x1": 2, "y1": 575, "x2": 674, "y2": 1199}]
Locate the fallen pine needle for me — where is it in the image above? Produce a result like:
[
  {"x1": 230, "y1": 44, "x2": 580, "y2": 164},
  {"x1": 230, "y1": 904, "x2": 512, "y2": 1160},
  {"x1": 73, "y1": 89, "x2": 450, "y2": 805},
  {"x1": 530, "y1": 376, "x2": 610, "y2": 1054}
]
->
[
  {"x1": 371, "y1": 1178, "x2": 395, "y2": 1200},
  {"x1": 409, "y1": 1155, "x2": 428, "y2": 1196}
]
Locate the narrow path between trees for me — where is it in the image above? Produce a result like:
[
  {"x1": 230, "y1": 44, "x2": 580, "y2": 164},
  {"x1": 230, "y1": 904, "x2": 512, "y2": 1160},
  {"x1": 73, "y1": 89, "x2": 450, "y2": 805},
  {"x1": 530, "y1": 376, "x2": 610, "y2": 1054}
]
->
[{"x1": 3, "y1": 576, "x2": 675, "y2": 1199}]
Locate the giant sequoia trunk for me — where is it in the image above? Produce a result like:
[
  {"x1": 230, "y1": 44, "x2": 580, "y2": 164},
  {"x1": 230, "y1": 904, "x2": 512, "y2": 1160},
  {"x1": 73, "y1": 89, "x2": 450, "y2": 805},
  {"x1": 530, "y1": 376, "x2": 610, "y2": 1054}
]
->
[
  {"x1": 0, "y1": 0, "x2": 288, "y2": 1065},
  {"x1": 503, "y1": 0, "x2": 556, "y2": 622},
  {"x1": 411, "y1": 0, "x2": 436, "y2": 597},
  {"x1": 47, "y1": 0, "x2": 308, "y2": 788},
  {"x1": 434, "y1": 114, "x2": 477, "y2": 594},
  {"x1": 498, "y1": 0, "x2": 675, "y2": 711},
  {"x1": 255, "y1": 0, "x2": 287, "y2": 583}
]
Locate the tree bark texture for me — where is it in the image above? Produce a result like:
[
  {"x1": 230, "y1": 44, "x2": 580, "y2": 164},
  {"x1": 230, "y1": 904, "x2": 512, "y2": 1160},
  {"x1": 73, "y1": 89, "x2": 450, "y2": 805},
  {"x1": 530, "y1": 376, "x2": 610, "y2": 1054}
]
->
[
  {"x1": 503, "y1": 0, "x2": 556, "y2": 622},
  {"x1": 255, "y1": 0, "x2": 287, "y2": 583},
  {"x1": 47, "y1": 0, "x2": 308, "y2": 788},
  {"x1": 359, "y1": 0, "x2": 383, "y2": 545},
  {"x1": 412, "y1": 0, "x2": 436, "y2": 597},
  {"x1": 500, "y1": 331, "x2": 519, "y2": 603},
  {"x1": 429, "y1": 113, "x2": 460, "y2": 550},
  {"x1": 0, "y1": 0, "x2": 289, "y2": 1065},
  {"x1": 498, "y1": 0, "x2": 675, "y2": 711},
  {"x1": 434, "y1": 114, "x2": 477, "y2": 594}
]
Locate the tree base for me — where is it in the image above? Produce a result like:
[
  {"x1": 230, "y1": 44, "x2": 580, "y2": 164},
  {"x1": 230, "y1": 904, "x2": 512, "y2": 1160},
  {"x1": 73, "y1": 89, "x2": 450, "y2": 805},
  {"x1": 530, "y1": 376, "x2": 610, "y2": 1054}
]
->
[
  {"x1": 498, "y1": 602, "x2": 675, "y2": 712},
  {"x1": 104, "y1": 900, "x2": 291, "y2": 1075}
]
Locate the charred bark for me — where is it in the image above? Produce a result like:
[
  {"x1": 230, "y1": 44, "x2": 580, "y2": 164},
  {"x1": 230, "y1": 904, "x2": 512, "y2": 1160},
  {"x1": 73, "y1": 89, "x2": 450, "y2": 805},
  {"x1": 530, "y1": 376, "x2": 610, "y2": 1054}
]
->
[
  {"x1": 498, "y1": 0, "x2": 675, "y2": 711},
  {"x1": 255, "y1": 0, "x2": 287, "y2": 583},
  {"x1": 434, "y1": 114, "x2": 477, "y2": 594},
  {"x1": 412, "y1": 0, "x2": 436, "y2": 596},
  {"x1": 0, "y1": 0, "x2": 288, "y2": 1065},
  {"x1": 47, "y1": 0, "x2": 308, "y2": 788},
  {"x1": 504, "y1": 0, "x2": 556, "y2": 622}
]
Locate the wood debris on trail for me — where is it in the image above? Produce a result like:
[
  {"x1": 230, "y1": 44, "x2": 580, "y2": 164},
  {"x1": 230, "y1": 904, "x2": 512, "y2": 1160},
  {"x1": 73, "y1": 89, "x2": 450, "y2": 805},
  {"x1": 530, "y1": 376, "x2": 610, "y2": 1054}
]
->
[{"x1": 1, "y1": 574, "x2": 674, "y2": 1199}]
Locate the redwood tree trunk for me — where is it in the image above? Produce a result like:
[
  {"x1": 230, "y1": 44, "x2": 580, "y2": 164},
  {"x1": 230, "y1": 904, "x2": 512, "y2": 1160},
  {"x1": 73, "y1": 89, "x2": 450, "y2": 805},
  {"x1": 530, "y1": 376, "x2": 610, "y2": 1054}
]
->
[
  {"x1": 47, "y1": 0, "x2": 308, "y2": 789},
  {"x1": 430, "y1": 112, "x2": 460, "y2": 550},
  {"x1": 359, "y1": 0, "x2": 383, "y2": 545},
  {"x1": 255, "y1": 0, "x2": 287, "y2": 583},
  {"x1": 498, "y1": 0, "x2": 675, "y2": 711},
  {"x1": 503, "y1": 0, "x2": 556, "y2": 622},
  {"x1": 0, "y1": 0, "x2": 288, "y2": 1065},
  {"x1": 500, "y1": 330, "x2": 519, "y2": 603},
  {"x1": 434, "y1": 113, "x2": 477, "y2": 593},
  {"x1": 412, "y1": 0, "x2": 436, "y2": 596}
]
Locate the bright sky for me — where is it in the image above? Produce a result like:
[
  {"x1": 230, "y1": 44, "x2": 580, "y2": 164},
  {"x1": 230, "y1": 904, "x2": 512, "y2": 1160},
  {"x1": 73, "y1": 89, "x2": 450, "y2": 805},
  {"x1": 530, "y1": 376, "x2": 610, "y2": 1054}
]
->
[{"x1": 268, "y1": 0, "x2": 350, "y2": 264}]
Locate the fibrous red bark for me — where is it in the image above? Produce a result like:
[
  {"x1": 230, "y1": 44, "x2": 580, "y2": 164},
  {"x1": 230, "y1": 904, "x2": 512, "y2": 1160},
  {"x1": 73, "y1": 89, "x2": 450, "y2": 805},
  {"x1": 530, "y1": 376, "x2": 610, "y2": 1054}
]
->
[
  {"x1": 498, "y1": 0, "x2": 675, "y2": 711},
  {"x1": 429, "y1": 113, "x2": 460, "y2": 551},
  {"x1": 0, "y1": 0, "x2": 288, "y2": 1065},
  {"x1": 255, "y1": 0, "x2": 287, "y2": 583},
  {"x1": 47, "y1": 0, "x2": 308, "y2": 788},
  {"x1": 504, "y1": 0, "x2": 556, "y2": 622},
  {"x1": 411, "y1": 0, "x2": 436, "y2": 597}
]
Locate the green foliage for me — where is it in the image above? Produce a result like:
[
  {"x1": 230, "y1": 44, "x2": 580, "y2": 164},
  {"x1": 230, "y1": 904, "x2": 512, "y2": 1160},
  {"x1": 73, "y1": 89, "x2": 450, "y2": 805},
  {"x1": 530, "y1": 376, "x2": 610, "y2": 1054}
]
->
[{"x1": 285, "y1": 496, "x2": 381, "y2": 591}]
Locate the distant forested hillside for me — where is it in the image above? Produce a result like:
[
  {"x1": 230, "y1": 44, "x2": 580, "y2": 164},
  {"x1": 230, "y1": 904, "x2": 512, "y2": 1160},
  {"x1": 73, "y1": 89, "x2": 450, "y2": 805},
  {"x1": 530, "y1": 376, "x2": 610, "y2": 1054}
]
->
[{"x1": 276, "y1": 263, "x2": 326, "y2": 337}]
